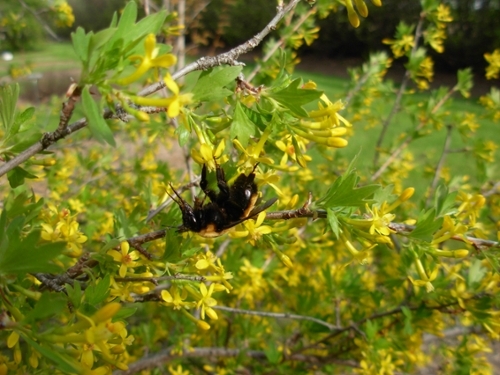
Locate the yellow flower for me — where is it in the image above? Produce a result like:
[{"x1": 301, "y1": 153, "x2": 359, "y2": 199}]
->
[
  {"x1": 485, "y1": 49, "x2": 500, "y2": 80},
  {"x1": 161, "y1": 285, "x2": 194, "y2": 310},
  {"x1": 196, "y1": 283, "x2": 218, "y2": 320},
  {"x1": 230, "y1": 212, "x2": 272, "y2": 245},
  {"x1": 410, "y1": 258, "x2": 438, "y2": 293},
  {"x1": 107, "y1": 242, "x2": 140, "y2": 278},
  {"x1": 169, "y1": 364, "x2": 190, "y2": 375},
  {"x1": 128, "y1": 74, "x2": 192, "y2": 118},
  {"x1": 425, "y1": 26, "x2": 446, "y2": 53},
  {"x1": 191, "y1": 140, "x2": 226, "y2": 169},
  {"x1": 365, "y1": 204, "x2": 395, "y2": 236},
  {"x1": 383, "y1": 34, "x2": 415, "y2": 58},
  {"x1": 435, "y1": 4, "x2": 453, "y2": 24},
  {"x1": 116, "y1": 33, "x2": 177, "y2": 85}
]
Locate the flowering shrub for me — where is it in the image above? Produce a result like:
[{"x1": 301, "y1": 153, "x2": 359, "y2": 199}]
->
[{"x1": 0, "y1": 1, "x2": 499, "y2": 374}]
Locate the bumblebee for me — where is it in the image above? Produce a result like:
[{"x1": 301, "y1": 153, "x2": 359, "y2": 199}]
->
[{"x1": 169, "y1": 163, "x2": 277, "y2": 237}]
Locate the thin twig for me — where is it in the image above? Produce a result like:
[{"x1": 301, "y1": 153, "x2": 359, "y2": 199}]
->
[
  {"x1": 372, "y1": 13, "x2": 426, "y2": 168},
  {"x1": 425, "y1": 124, "x2": 454, "y2": 208},
  {"x1": 371, "y1": 85, "x2": 459, "y2": 181},
  {"x1": 246, "y1": 6, "x2": 316, "y2": 82},
  {"x1": 214, "y1": 305, "x2": 340, "y2": 331}
]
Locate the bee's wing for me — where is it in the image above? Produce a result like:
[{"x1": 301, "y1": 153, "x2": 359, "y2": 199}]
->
[{"x1": 220, "y1": 197, "x2": 278, "y2": 230}]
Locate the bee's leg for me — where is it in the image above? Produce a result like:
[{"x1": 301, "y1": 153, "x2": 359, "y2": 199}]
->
[
  {"x1": 200, "y1": 164, "x2": 219, "y2": 203},
  {"x1": 214, "y1": 161, "x2": 230, "y2": 201}
]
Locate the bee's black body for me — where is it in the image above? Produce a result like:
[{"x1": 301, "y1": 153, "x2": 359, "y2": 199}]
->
[{"x1": 169, "y1": 163, "x2": 277, "y2": 237}]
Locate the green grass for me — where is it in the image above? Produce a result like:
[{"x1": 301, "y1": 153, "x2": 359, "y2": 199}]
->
[{"x1": 0, "y1": 42, "x2": 78, "y2": 75}]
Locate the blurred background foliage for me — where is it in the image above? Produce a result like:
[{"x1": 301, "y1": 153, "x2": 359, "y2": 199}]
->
[{"x1": 3, "y1": 0, "x2": 499, "y2": 74}]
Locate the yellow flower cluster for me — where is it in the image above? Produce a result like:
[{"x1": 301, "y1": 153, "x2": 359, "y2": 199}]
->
[
  {"x1": 158, "y1": 251, "x2": 233, "y2": 330},
  {"x1": 484, "y1": 49, "x2": 500, "y2": 80},
  {"x1": 52, "y1": 1, "x2": 75, "y2": 28},
  {"x1": 40, "y1": 204, "x2": 88, "y2": 258}
]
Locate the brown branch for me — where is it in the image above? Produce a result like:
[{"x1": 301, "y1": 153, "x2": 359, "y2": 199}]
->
[
  {"x1": 34, "y1": 205, "x2": 500, "y2": 294},
  {"x1": 113, "y1": 346, "x2": 359, "y2": 375}
]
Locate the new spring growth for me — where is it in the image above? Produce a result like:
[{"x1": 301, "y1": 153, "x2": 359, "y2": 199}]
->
[
  {"x1": 344, "y1": 0, "x2": 382, "y2": 27},
  {"x1": 411, "y1": 257, "x2": 438, "y2": 293},
  {"x1": 293, "y1": 92, "x2": 350, "y2": 148},
  {"x1": 116, "y1": 33, "x2": 176, "y2": 86}
]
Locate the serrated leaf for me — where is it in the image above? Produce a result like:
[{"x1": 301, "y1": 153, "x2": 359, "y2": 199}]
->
[
  {"x1": 192, "y1": 66, "x2": 243, "y2": 102},
  {"x1": 125, "y1": 10, "x2": 168, "y2": 43},
  {"x1": 0, "y1": 226, "x2": 65, "y2": 275},
  {"x1": 326, "y1": 208, "x2": 341, "y2": 239},
  {"x1": 11, "y1": 106, "x2": 35, "y2": 136},
  {"x1": 25, "y1": 292, "x2": 67, "y2": 323},
  {"x1": 267, "y1": 78, "x2": 323, "y2": 117},
  {"x1": 240, "y1": 105, "x2": 270, "y2": 131},
  {"x1": 89, "y1": 27, "x2": 117, "y2": 57},
  {"x1": 65, "y1": 280, "x2": 82, "y2": 310},
  {"x1": 71, "y1": 27, "x2": 91, "y2": 65},
  {"x1": 84, "y1": 275, "x2": 110, "y2": 305},
  {"x1": 7, "y1": 166, "x2": 38, "y2": 188},
  {"x1": 409, "y1": 209, "x2": 443, "y2": 242},
  {"x1": 116, "y1": 1, "x2": 137, "y2": 34},
  {"x1": 434, "y1": 185, "x2": 458, "y2": 217},
  {"x1": 401, "y1": 306, "x2": 414, "y2": 335},
  {"x1": 468, "y1": 259, "x2": 486, "y2": 288},
  {"x1": 317, "y1": 168, "x2": 379, "y2": 208},
  {"x1": 0, "y1": 84, "x2": 19, "y2": 132},
  {"x1": 231, "y1": 101, "x2": 256, "y2": 147},
  {"x1": 82, "y1": 86, "x2": 116, "y2": 146}
]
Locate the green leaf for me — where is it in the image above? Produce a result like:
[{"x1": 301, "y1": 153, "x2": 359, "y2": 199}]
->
[
  {"x1": 468, "y1": 259, "x2": 486, "y2": 288},
  {"x1": 0, "y1": 84, "x2": 19, "y2": 132},
  {"x1": 125, "y1": 10, "x2": 168, "y2": 43},
  {"x1": 409, "y1": 209, "x2": 443, "y2": 242},
  {"x1": 84, "y1": 275, "x2": 111, "y2": 305},
  {"x1": 21, "y1": 334, "x2": 84, "y2": 374},
  {"x1": 65, "y1": 280, "x2": 82, "y2": 310},
  {"x1": 88, "y1": 28, "x2": 117, "y2": 57},
  {"x1": 116, "y1": 1, "x2": 138, "y2": 35},
  {"x1": 114, "y1": 306, "x2": 137, "y2": 320},
  {"x1": 231, "y1": 101, "x2": 256, "y2": 147},
  {"x1": 434, "y1": 185, "x2": 458, "y2": 217},
  {"x1": 267, "y1": 78, "x2": 323, "y2": 117},
  {"x1": 25, "y1": 292, "x2": 67, "y2": 323},
  {"x1": 9, "y1": 132, "x2": 42, "y2": 153},
  {"x1": 326, "y1": 208, "x2": 341, "y2": 239},
  {"x1": 82, "y1": 86, "x2": 116, "y2": 146},
  {"x1": 11, "y1": 106, "x2": 35, "y2": 136},
  {"x1": 240, "y1": 105, "x2": 271, "y2": 131},
  {"x1": 7, "y1": 166, "x2": 38, "y2": 188},
  {"x1": 71, "y1": 27, "x2": 91, "y2": 65},
  {"x1": 401, "y1": 306, "x2": 413, "y2": 335},
  {"x1": 264, "y1": 344, "x2": 282, "y2": 364},
  {"x1": 317, "y1": 165, "x2": 379, "y2": 208},
  {"x1": 0, "y1": 226, "x2": 65, "y2": 275},
  {"x1": 192, "y1": 66, "x2": 243, "y2": 102}
]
